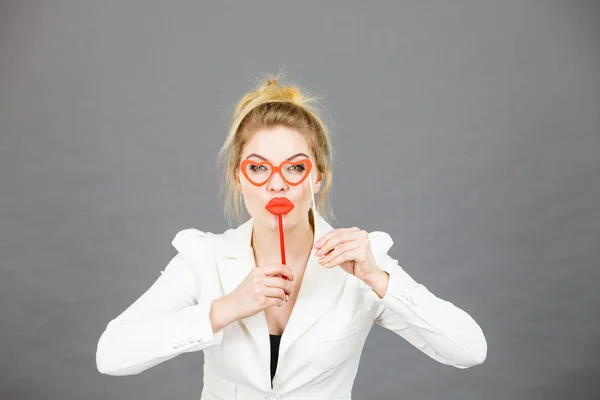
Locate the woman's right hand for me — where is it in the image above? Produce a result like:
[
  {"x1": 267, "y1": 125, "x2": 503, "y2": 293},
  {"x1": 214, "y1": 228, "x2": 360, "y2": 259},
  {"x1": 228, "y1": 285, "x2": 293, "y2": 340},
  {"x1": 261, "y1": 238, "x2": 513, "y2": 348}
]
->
[{"x1": 228, "y1": 264, "x2": 295, "y2": 320}]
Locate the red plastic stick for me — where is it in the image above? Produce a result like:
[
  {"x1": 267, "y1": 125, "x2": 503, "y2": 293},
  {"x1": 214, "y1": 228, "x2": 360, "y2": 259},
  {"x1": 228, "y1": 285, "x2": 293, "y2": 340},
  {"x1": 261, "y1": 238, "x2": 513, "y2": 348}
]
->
[
  {"x1": 278, "y1": 214, "x2": 286, "y2": 265},
  {"x1": 265, "y1": 197, "x2": 295, "y2": 283}
]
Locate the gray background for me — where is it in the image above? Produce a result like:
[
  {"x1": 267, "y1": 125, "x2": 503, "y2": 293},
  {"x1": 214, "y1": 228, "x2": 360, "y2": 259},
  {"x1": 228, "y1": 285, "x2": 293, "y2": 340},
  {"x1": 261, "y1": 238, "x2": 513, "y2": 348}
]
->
[{"x1": 1, "y1": 1, "x2": 599, "y2": 399}]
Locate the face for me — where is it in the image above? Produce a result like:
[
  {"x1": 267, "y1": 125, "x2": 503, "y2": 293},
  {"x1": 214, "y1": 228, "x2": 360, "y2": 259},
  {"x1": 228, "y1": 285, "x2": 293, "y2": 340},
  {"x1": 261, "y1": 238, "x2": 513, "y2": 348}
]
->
[{"x1": 238, "y1": 125, "x2": 322, "y2": 231}]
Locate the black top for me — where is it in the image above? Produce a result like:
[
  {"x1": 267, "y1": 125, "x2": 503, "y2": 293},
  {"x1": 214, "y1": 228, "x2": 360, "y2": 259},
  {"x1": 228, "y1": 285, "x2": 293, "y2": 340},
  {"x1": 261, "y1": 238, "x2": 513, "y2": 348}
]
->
[{"x1": 269, "y1": 334, "x2": 282, "y2": 388}]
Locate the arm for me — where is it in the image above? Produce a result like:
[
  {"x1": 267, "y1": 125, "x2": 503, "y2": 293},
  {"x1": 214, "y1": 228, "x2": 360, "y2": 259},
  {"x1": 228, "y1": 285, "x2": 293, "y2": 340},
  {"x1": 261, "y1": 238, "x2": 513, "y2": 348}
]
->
[
  {"x1": 362, "y1": 233, "x2": 488, "y2": 369},
  {"x1": 209, "y1": 294, "x2": 239, "y2": 334},
  {"x1": 96, "y1": 252, "x2": 230, "y2": 376}
]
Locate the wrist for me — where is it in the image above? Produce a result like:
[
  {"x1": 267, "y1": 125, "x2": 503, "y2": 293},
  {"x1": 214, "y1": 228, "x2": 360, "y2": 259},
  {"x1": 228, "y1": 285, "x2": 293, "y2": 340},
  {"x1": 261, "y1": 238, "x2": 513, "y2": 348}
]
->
[
  {"x1": 360, "y1": 268, "x2": 390, "y2": 299},
  {"x1": 210, "y1": 295, "x2": 238, "y2": 333},
  {"x1": 357, "y1": 266, "x2": 383, "y2": 284}
]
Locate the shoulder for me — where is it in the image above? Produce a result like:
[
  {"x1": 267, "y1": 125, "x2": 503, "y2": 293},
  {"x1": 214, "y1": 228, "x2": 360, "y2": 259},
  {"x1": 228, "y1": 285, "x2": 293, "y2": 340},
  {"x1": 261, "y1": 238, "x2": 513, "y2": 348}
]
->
[
  {"x1": 366, "y1": 230, "x2": 395, "y2": 266},
  {"x1": 171, "y1": 226, "x2": 237, "y2": 261},
  {"x1": 366, "y1": 230, "x2": 394, "y2": 253}
]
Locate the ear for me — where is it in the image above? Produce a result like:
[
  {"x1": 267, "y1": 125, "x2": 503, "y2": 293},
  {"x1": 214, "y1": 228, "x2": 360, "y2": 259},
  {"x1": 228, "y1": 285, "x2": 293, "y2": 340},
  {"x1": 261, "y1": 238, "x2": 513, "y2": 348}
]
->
[{"x1": 313, "y1": 172, "x2": 323, "y2": 194}]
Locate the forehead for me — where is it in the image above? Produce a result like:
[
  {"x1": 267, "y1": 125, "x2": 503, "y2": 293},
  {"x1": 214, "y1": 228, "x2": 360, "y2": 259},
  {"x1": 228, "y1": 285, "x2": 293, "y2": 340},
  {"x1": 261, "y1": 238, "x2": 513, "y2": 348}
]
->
[{"x1": 241, "y1": 126, "x2": 312, "y2": 162}]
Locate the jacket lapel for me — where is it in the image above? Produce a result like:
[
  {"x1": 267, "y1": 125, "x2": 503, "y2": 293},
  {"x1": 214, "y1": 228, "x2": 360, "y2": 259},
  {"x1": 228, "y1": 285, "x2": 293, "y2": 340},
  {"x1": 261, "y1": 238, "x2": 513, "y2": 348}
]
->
[
  {"x1": 278, "y1": 217, "x2": 348, "y2": 360},
  {"x1": 215, "y1": 212, "x2": 349, "y2": 361}
]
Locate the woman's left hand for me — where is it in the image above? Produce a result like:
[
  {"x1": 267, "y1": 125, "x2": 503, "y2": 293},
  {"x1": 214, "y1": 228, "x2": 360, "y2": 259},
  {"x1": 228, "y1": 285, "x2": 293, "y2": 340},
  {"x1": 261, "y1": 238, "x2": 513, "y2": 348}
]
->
[{"x1": 313, "y1": 227, "x2": 380, "y2": 281}]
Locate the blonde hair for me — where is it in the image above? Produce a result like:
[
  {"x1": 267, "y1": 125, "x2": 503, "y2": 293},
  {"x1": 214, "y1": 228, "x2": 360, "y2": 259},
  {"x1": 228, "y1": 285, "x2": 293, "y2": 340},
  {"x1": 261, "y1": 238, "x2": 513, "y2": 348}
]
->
[{"x1": 216, "y1": 71, "x2": 336, "y2": 228}]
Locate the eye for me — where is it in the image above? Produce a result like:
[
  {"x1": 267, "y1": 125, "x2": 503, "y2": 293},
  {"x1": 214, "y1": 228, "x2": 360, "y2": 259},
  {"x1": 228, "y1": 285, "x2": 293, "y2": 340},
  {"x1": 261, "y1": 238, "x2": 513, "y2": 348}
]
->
[
  {"x1": 288, "y1": 163, "x2": 306, "y2": 171},
  {"x1": 249, "y1": 164, "x2": 268, "y2": 171}
]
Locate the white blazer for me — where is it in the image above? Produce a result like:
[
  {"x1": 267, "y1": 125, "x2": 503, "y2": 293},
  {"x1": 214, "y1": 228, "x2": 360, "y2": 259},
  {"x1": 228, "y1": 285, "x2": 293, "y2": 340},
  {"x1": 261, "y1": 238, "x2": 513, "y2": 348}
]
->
[{"x1": 96, "y1": 212, "x2": 487, "y2": 400}]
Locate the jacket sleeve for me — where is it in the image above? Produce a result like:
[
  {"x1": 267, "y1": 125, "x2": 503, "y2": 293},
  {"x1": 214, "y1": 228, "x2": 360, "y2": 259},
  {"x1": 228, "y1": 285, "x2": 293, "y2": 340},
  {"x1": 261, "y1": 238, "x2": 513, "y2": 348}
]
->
[
  {"x1": 96, "y1": 229, "x2": 224, "y2": 376},
  {"x1": 363, "y1": 231, "x2": 488, "y2": 369}
]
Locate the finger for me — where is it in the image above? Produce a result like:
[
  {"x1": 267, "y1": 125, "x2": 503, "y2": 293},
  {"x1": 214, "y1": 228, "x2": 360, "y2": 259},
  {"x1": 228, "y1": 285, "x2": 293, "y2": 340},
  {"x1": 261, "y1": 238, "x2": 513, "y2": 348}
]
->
[
  {"x1": 314, "y1": 227, "x2": 357, "y2": 250},
  {"x1": 265, "y1": 297, "x2": 286, "y2": 308},
  {"x1": 262, "y1": 264, "x2": 294, "y2": 281},
  {"x1": 264, "y1": 287, "x2": 289, "y2": 306},
  {"x1": 264, "y1": 277, "x2": 294, "y2": 296},
  {"x1": 262, "y1": 264, "x2": 294, "y2": 296},
  {"x1": 324, "y1": 247, "x2": 359, "y2": 269},
  {"x1": 321, "y1": 228, "x2": 369, "y2": 256},
  {"x1": 263, "y1": 276, "x2": 289, "y2": 288},
  {"x1": 277, "y1": 265, "x2": 295, "y2": 282},
  {"x1": 319, "y1": 241, "x2": 360, "y2": 266},
  {"x1": 316, "y1": 228, "x2": 361, "y2": 257},
  {"x1": 264, "y1": 287, "x2": 287, "y2": 301}
]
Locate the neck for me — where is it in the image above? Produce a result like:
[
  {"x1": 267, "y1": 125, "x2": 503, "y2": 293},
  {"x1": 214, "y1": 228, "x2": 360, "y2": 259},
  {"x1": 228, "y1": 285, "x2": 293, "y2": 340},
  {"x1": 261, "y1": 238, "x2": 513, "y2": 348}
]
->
[{"x1": 251, "y1": 214, "x2": 315, "y2": 268}]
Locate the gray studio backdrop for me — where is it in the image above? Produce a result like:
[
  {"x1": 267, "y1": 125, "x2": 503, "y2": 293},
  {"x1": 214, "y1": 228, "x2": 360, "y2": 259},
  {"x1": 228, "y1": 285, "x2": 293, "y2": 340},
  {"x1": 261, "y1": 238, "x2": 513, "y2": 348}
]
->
[{"x1": 1, "y1": 1, "x2": 599, "y2": 399}]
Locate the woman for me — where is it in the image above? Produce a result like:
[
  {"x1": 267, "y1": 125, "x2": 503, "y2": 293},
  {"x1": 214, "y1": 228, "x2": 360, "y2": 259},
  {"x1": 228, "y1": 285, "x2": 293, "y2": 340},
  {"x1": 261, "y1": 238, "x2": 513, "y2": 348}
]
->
[{"x1": 96, "y1": 74, "x2": 487, "y2": 400}]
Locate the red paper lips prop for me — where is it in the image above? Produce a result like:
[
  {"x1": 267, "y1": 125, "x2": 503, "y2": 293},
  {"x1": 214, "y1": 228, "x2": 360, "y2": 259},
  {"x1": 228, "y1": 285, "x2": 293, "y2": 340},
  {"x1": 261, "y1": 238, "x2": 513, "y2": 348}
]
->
[{"x1": 265, "y1": 197, "x2": 295, "y2": 215}]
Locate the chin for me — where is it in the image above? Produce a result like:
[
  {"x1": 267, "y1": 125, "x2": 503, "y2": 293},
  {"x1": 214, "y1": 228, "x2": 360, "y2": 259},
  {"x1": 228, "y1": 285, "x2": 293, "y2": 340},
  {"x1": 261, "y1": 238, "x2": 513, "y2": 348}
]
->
[{"x1": 258, "y1": 208, "x2": 302, "y2": 231}]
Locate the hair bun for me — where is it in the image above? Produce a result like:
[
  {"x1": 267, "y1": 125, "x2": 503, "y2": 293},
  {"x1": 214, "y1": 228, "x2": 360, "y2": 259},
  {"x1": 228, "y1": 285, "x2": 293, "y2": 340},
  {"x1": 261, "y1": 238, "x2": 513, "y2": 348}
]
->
[
  {"x1": 232, "y1": 72, "x2": 317, "y2": 123},
  {"x1": 255, "y1": 77, "x2": 303, "y2": 105},
  {"x1": 257, "y1": 78, "x2": 280, "y2": 94}
]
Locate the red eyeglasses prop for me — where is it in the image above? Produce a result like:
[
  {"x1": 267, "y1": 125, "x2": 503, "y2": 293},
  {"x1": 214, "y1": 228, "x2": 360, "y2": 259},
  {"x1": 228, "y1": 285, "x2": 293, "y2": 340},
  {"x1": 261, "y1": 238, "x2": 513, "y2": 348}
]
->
[{"x1": 240, "y1": 158, "x2": 313, "y2": 284}]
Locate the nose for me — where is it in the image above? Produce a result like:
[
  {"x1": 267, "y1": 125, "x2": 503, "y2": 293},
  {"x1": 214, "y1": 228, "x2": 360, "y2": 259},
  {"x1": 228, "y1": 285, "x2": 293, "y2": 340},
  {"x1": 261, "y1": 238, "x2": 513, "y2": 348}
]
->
[{"x1": 267, "y1": 170, "x2": 288, "y2": 192}]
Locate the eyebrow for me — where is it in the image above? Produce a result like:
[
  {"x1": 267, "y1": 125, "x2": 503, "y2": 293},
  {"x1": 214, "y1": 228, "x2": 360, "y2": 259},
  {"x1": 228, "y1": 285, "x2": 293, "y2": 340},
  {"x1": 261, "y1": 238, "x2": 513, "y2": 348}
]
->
[{"x1": 245, "y1": 152, "x2": 309, "y2": 161}]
